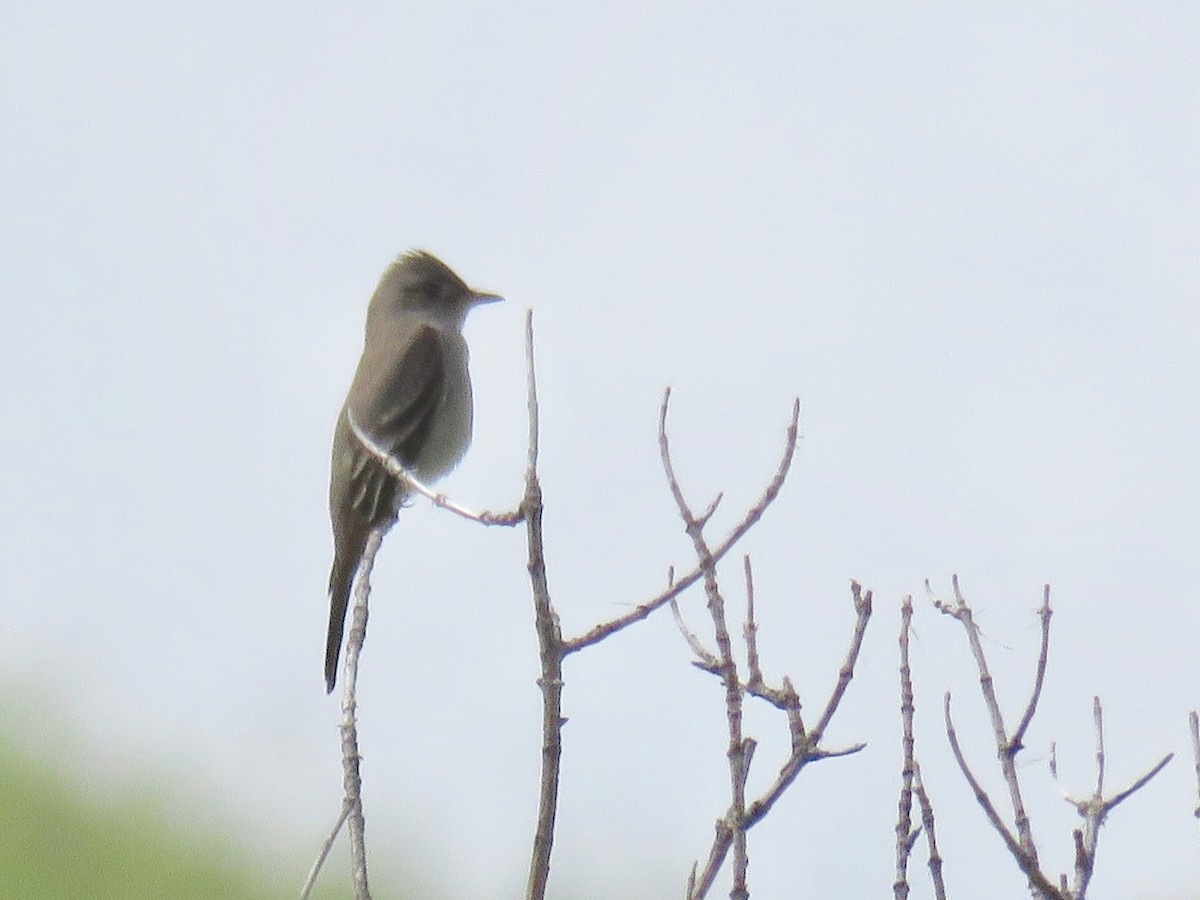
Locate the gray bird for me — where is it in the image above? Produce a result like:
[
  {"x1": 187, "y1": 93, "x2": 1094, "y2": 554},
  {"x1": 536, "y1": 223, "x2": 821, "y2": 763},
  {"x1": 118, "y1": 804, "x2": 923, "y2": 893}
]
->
[{"x1": 325, "y1": 250, "x2": 501, "y2": 692}]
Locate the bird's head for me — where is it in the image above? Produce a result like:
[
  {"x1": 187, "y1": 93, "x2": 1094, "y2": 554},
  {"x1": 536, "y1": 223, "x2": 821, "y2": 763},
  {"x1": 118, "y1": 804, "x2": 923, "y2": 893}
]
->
[{"x1": 370, "y1": 250, "x2": 502, "y2": 328}]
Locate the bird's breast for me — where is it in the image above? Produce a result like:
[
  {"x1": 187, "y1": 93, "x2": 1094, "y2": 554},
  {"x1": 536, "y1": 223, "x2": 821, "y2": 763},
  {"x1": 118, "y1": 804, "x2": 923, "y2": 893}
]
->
[{"x1": 413, "y1": 338, "x2": 473, "y2": 481}]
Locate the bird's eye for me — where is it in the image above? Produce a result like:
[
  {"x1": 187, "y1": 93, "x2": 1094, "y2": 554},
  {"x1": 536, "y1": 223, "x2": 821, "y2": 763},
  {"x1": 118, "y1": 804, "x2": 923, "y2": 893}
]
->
[{"x1": 413, "y1": 280, "x2": 438, "y2": 304}]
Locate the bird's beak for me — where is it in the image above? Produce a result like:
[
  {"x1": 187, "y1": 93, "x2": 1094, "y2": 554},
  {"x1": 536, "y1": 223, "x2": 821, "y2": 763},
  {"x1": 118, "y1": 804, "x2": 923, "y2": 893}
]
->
[{"x1": 471, "y1": 291, "x2": 504, "y2": 306}]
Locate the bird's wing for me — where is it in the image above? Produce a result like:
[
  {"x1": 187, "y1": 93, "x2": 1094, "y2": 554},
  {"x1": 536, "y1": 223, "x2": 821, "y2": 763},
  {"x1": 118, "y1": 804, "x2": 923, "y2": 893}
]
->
[
  {"x1": 325, "y1": 324, "x2": 447, "y2": 692},
  {"x1": 344, "y1": 323, "x2": 446, "y2": 523},
  {"x1": 363, "y1": 323, "x2": 447, "y2": 464}
]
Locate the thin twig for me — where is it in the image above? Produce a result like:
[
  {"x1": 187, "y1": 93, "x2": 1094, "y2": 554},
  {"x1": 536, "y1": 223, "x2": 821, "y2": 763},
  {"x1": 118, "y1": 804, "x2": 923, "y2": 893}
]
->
[
  {"x1": 913, "y1": 764, "x2": 947, "y2": 900},
  {"x1": 686, "y1": 580, "x2": 873, "y2": 897},
  {"x1": 670, "y1": 596, "x2": 721, "y2": 673},
  {"x1": 674, "y1": 567, "x2": 801, "y2": 710},
  {"x1": 1104, "y1": 752, "x2": 1174, "y2": 811},
  {"x1": 655, "y1": 393, "x2": 868, "y2": 898},
  {"x1": 937, "y1": 580, "x2": 1172, "y2": 900},
  {"x1": 743, "y1": 557, "x2": 763, "y2": 690},
  {"x1": 346, "y1": 411, "x2": 523, "y2": 526},
  {"x1": 1059, "y1": 696, "x2": 1174, "y2": 898},
  {"x1": 1189, "y1": 711, "x2": 1200, "y2": 818},
  {"x1": 737, "y1": 562, "x2": 799, "y2": 714},
  {"x1": 341, "y1": 527, "x2": 382, "y2": 900},
  {"x1": 930, "y1": 576, "x2": 1038, "y2": 864},
  {"x1": 522, "y1": 311, "x2": 564, "y2": 900},
  {"x1": 1011, "y1": 585, "x2": 1053, "y2": 752},
  {"x1": 943, "y1": 693, "x2": 1063, "y2": 900},
  {"x1": 1071, "y1": 697, "x2": 1107, "y2": 896},
  {"x1": 746, "y1": 587, "x2": 871, "y2": 822},
  {"x1": 523, "y1": 309, "x2": 539, "y2": 474},
  {"x1": 300, "y1": 803, "x2": 351, "y2": 900},
  {"x1": 894, "y1": 596, "x2": 917, "y2": 900},
  {"x1": 566, "y1": 395, "x2": 800, "y2": 653},
  {"x1": 810, "y1": 581, "x2": 873, "y2": 745},
  {"x1": 659, "y1": 390, "x2": 751, "y2": 900}
]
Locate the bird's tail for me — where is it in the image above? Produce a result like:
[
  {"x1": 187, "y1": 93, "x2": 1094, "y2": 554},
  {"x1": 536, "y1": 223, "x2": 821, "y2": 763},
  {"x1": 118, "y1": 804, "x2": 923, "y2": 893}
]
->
[{"x1": 325, "y1": 546, "x2": 360, "y2": 693}]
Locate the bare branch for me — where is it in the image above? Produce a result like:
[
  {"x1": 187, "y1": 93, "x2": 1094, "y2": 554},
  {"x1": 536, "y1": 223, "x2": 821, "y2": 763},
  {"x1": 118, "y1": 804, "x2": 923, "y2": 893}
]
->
[
  {"x1": 1011, "y1": 584, "x2": 1053, "y2": 752},
  {"x1": 668, "y1": 565, "x2": 722, "y2": 672},
  {"x1": 742, "y1": 584, "x2": 873, "y2": 829},
  {"x1": 1056, "y1": 696, "x2": 1174, "y2": 898},
  {"x1": 743, "y1": 557, "x2": 763, "y2": 690},
  {"x1": 930, "y1": 576, "x2": 1038, "y2": 862},
  {"x1": 523, "y1": 310, "x2": 539, "y2": 474},
  {"x1": 566, "y1": 395, "x2": 801, "y2": 653},
  {"x1": 1104, "y1": 752, "x2": 1174, "y2": 812},
  {"x1": 913, "y1": 764, "x2": 947, "y2": 900},
  {"x1": 660, "y1": 388, "x2": 751, "y2": 900},
  {"x1": 810, "y1": 581, "x2": 873, "y2": 744},
  {"x1": 696, "y1": 492, "x2": 724, "y2": 529},
  {"x1": 658, "y1": 386, "x2": 691, "y2": 519},
  {"x1": 943, "y1": 693, "x2": 1064, "y2": 900},
  {"x1": 895, "y1": 596, "x2": 917, "y2": 900},
  {"x1": 1190, "y1": 711, "x2": 1200, "y2": 818},
  {"x1": 300, "y1": 802, "x2": 351, "y2": 900},
  {"x1": 654, "y1": 392, "x2": 865, "y2": 898},
  {"x1": 338, "y1": 527, "x2": 382, "y2": 900},
  {"x1": 938, "y1": 580, "x2": 1171, "y2": 900},
  {"x1": 522, "y1": 311, "x2": 565, "y2": 900},
  {"x1": 671, "y1": 595, "x2": 721, "y2": 673},
  {"x1": 346, "y1": 411, "x2": 523, "y2": 526},
  {"x1": 739, "y1": 564, "x2": 802, "y2": 714},
  {"x1": 804, "y1": 742, "x2": 868, "y2": 760}
]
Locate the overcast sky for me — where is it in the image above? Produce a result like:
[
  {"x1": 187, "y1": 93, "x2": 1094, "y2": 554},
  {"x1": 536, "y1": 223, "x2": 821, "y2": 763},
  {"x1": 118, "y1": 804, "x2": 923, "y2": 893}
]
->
[{"x1": 2, "y1": 4, "x2": 1198, "y2": 898}]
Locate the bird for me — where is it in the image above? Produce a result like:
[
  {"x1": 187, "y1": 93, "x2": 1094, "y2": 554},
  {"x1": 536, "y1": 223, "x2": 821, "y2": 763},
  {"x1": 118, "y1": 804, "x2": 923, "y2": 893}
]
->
[{"x1": 325, "y1": 250, "x2": 502, "y2": 692}]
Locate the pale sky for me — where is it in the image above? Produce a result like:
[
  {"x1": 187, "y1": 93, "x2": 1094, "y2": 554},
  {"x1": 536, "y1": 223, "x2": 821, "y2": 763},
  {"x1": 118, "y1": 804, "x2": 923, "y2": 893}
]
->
[{"x1": 2, "y1": 4, "x2": 1198, "y2": 898}]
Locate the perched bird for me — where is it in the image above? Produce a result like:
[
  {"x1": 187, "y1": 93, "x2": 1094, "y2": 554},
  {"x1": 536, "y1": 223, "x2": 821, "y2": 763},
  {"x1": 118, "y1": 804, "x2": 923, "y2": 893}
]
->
[{"x1": 325, "y1": 250, "x2": 502, "y2": 692}]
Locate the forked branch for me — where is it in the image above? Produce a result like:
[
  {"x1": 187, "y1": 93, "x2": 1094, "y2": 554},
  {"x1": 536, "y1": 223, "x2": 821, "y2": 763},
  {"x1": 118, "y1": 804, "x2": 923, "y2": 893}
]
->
[
  {"x1": 658, "y1": 390, "x2": 870, "y2": 898},
  {"x1": 935, "y1": 579, "x2": 1171, "y2": 899}
]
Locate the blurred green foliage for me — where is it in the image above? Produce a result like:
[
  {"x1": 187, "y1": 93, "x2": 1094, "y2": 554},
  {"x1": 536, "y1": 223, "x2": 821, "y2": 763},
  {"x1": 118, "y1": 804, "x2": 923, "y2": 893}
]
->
[{"x1": 0, "y1": 736, "x2": 349, "y2": 900}]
